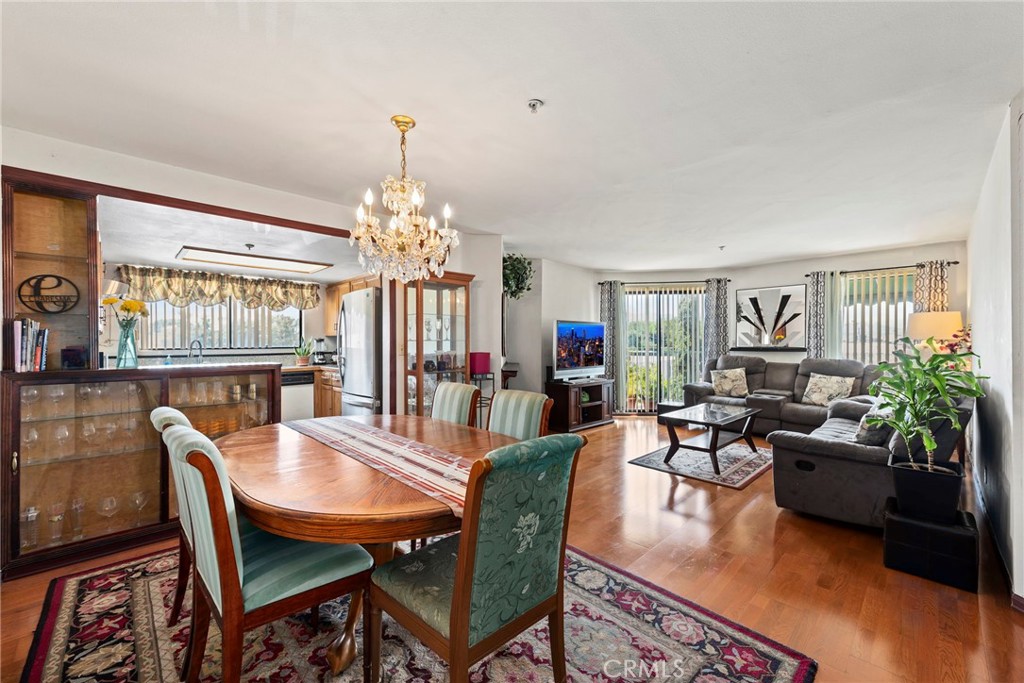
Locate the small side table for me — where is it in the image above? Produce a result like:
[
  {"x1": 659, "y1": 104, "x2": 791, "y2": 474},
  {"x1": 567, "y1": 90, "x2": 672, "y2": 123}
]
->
[
  {"x1": 883, "y1": 498, "x2": 978, "y2": 592},
  {"x1": 470, "y1": 373, "x2": 495, "y2": 428}
]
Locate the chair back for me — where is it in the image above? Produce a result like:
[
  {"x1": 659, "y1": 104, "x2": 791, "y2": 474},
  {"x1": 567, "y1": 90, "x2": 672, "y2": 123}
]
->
[
  {"x1": 487, "y1": 389, "x2": 553, "y2": 441},
  {"x1": 431, "y1": 381, "x2": 480, "y2": 426},
  {"x1": 451, "y1": 433, "x2": 585, "y2": 646},
  {"x1": 150, "y1": 408, "x2": 194, "y2": 542},
  {"x1": 161, "y1": 426, "x2": 245, "y2": 614}
]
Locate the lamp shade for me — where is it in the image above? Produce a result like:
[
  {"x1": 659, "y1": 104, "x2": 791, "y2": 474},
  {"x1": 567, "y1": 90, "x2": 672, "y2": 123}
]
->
[{"x1": 907, "y1": 311, "x2": 963, "y2": 341}]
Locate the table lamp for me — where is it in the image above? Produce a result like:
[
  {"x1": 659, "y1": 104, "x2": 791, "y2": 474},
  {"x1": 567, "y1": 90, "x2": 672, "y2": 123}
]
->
[{"x1": 907, "y1": 311, "x2": 963, "y2": 355}]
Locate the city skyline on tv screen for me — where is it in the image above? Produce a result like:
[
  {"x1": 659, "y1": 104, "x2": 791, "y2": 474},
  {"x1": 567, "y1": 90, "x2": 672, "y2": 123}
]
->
[{"x1": 555, "y1": 321, "x2": 605, "y2": 370}]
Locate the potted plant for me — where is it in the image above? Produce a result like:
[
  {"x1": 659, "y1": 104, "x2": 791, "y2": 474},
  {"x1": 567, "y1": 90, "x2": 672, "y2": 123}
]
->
[
  {"x1": 293, "y1": 338, "x2": 314, "y2": 367},
  {"x1": 502, "y1": 254, "x2": 535, "y2": 300},
  {"x1": 868, "y1": 337, "x2": 985, "y2": 523}
]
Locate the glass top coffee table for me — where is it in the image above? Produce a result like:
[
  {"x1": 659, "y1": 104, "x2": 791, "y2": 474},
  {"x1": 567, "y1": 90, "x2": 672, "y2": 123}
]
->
[{"x1": 659, "y1": 403, "x2": 761, "y2": 475}]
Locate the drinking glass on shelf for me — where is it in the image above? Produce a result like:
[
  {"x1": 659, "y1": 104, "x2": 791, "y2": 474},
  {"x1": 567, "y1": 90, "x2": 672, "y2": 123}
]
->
[
  {"x1": 76, "y1": 385, "x2": 92, "y2": 412},
  {"x1": 47, "y1": 386, "x2": 66, "y2": 417},
  {"x1": 47, "y1": 502, "x2": 65, "y2": 546},
  {"x1": 176, "y1": 383, "x2": 191, "y2": 406},
  {"x1": 103, "y1": 421, "x2": 120, "y2": 453},
  {"x1": 130, "y1": 491, "x2": 149, "y2": 528},
  {"x1": 20, "y1": 506, "x2": 39, "y2": 550},
  {"x1": 53, "y1": 424, "x2": 71, "y2": 460},
  {"x1": 71, "y1": 497, "x2": 86, "y2": 540},
  {"x1": 22, "y1": 427, "x2": 40, "y2": 465},
  {"x1": 194, "y1": 382, "x2": 208, "y2": 405},
  {"x1": 93, "y1": 384, "x2": 107, "y2": 411},
  {"x1": 22, "y1": 386, "x2": 40, "y2": 420},
  {"x1": 97, "y1": 496, "x2": 118, "y2": 532},
  {"x1": 122, "y1": 416, "x2": 140, "y2": 450},
  {"x1": 79, "y1": 421, "x2": 97, "y2": 452}
]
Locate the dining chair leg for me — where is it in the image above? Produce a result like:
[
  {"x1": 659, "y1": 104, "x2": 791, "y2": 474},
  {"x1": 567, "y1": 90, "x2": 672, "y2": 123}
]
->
[
  {"x1": 220, "y1": 619, "x2": 244, "y2": 683},
  {"x1": 178, "y1": 569, "x2": 199, "y2": 681},
  {"x1": 365, "y1": 590, "x2": 382, "y2": 683},
  {"x1": 185, "y1": 594, "x2": 211, "y2": 683},
  {"x1": 309, "y1": 604, "x2": 320, "y2": 630},
  {"x1": 169, "y1": 532, "x2": 191, "y2": 627},
  {"x1": 548, "y1": 607, "x2": 567, "y2": 683}
]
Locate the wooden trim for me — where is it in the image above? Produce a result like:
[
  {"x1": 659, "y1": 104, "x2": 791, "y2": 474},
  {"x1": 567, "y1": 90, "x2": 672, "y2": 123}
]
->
[
  {"x1": 539, "y1": 398, "x2": 554, "y2": 437},
  {"x1": 1012, "y1": 594, "x2": 1024, "y2": 614},
  {"x1": 1, "y1": 166, "x2": 351, "y2": 238},
  {"x1": 2, "y1": 181, "x2": 14, "y2": 373}
]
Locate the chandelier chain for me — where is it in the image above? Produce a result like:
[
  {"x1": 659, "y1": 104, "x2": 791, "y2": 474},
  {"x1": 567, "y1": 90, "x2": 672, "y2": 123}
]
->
[{"x1": 400, "y1": 132, "x2": 407, "y2": 181}]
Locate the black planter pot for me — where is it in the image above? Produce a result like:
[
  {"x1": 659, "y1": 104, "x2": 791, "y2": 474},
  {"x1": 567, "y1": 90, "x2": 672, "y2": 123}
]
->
[{"x1": 891, "y1": 461, "x2": 964, "y2": 524}]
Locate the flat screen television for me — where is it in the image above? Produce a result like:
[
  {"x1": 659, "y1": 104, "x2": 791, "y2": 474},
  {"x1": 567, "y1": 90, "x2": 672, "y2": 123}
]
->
[{"x1": 553, "y1": 320, "x2": 606, "y2": 380}]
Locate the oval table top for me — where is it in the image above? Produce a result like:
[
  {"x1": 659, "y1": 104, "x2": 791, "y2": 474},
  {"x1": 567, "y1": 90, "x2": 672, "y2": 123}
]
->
[{"x1": 216, "y1": 415, "x2": 520, "y2": 544}]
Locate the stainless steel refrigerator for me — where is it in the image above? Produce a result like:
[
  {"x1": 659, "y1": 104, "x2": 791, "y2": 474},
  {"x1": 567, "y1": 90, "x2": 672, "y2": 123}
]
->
[{"x1": 336, "y1": 287, "x2": 382, "y2": 416}]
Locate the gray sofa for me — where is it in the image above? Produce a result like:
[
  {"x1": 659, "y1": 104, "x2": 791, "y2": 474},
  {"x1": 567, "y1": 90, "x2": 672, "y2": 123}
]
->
[
  {"x1": 767, "y1": 396, "x2": 974, "y2": 527},
  {"x1": 682, "y1": 355, "x2": 881, "y2": 436}
]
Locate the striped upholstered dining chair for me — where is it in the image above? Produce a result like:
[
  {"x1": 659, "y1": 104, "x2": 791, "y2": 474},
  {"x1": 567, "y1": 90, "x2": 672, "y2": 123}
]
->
[
  {"x1": 365, "y1": 432, "x2": 587, "y2": 683},
  {"x1": 486, "y1": 389, "x2": 554, "y2": 441},
  {"x1": 149, "y1": 407, "x2": 194, "y2": 628},
  {"x1": 161, "y1": 426, "x2": 373, "y2": 683},
  {"x1": 431, "y1": 381, "x2": 481, "y2": 427}
]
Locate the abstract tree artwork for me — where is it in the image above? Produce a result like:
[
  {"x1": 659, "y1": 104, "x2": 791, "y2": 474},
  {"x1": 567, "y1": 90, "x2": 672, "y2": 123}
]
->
[{"x1": 735, "y1": 284, "x2": 807, "y2": 349}]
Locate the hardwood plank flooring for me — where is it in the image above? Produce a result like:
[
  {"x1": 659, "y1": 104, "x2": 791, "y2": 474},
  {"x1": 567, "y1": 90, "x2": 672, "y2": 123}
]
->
[{"x1": 2, "y1": 416, "x2": 1022, "y2": 681}]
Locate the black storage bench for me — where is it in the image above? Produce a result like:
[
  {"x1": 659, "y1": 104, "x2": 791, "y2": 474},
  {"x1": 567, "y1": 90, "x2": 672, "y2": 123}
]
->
[{"x1": 883, "y1": 498, "x2": 978, "y2": 592}]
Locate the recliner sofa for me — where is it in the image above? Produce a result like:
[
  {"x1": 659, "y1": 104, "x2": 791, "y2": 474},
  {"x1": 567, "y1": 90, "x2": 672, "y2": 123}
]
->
[
  {"x1": 683, "y1": 355, "x2": 880, "y2": 436},
  {"x1": 767, "y1": 396, "x2": 974, "y2": 527}
]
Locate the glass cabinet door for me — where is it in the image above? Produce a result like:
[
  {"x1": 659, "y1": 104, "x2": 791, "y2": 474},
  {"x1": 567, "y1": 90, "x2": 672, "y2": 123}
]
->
[{"x1": 16, "y1": 378, "x2": 161, "y2": 555}]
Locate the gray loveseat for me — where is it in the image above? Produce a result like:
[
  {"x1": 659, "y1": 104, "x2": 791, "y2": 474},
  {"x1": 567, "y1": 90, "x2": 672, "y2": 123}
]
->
[
  {"x1": 682, "y1": 355, "x2": 881, "y2": 436},
  {"x1": 767, "y1": 396, "x2": 974, "y2": 527}
]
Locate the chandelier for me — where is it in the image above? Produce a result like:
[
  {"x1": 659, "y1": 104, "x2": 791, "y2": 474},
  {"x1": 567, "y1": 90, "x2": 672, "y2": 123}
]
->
[{"x1": 349, "y1": 115, "x2": 459, "y2": 283}]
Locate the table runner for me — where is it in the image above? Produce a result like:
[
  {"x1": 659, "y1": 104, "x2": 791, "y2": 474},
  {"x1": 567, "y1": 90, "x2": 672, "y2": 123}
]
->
[{"x1": 284, "y1": 417, "x2": 470, "y2": 516}]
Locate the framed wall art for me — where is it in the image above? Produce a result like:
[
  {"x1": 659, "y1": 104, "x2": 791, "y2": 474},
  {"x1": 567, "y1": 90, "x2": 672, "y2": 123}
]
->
[{"x1": 734, "y1": 284, "x2": 807, "y2": 350}]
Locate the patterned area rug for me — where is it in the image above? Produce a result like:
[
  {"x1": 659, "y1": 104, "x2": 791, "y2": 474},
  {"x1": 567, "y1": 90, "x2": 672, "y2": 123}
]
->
[
  {"x1": 22, "y1": 547, "x2": 815, "y2": 683},
  {"x1": 628, "y1": 443, "x2": 773, "y2": 489}
]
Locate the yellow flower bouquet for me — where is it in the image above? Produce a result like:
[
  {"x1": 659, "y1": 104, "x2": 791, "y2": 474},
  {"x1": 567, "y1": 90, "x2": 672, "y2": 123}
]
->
[{"x1": 103, "y1": 296, "x2": 148, "y2": 368}]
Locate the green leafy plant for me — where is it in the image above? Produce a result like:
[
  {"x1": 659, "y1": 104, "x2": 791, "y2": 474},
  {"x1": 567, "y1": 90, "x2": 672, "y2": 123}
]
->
[
  {"x1": 867, "y1": 337, "x2": 985, "y2": 472},
  {"x1": 502, "y1": 254, "x2": 535, "y2": 300},
  {"x1": 293, "y1": 337, "x2": 314, "y2": 358}
]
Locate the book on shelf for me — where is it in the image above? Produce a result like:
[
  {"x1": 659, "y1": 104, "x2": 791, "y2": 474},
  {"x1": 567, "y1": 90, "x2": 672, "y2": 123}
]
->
[{"x1": 12, "y1": 317, "x2": 48, "y2": 372}]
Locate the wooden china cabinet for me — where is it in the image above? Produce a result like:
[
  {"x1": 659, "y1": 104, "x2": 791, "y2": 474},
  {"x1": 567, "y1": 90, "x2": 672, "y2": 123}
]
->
[{"x1": 400, "y1": 271, "x2": 474, "y2": 416}]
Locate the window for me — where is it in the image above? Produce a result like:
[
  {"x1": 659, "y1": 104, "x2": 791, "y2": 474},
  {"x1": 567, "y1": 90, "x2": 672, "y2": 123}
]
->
[
  {"x1": 138, "y1": 299, "x2": 301, "y2": 351},
  {"x1": 623, "y1": 283, "x2": 705, "y2": 413},
  {"x1": 840, "y1": 267, "x2": 915, "y2": 364}
]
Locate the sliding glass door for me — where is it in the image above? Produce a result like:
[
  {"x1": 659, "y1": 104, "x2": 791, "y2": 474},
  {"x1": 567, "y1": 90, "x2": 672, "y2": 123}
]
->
[{"x1": 623, "y1": 283, "x2": 705, "y2": 413}]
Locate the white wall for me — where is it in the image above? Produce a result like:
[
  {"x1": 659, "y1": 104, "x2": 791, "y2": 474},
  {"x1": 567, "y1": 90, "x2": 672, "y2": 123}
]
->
[
  {"x1": 504, "y1": 258, "x2": 599, "y2": 392},
  {"x1": 597, "y1": 240, "x2": 968, "y2": 363},
  {"x1": 444, "y1": 233, "x2": 504, "y2": 377},
  {"x1": 968, "y1": 96, "x2": 1024, "y2": 598}
]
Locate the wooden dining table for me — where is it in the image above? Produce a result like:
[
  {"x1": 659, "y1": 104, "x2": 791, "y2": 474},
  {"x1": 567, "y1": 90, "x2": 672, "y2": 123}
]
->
[{"x1": 215, "y1": 414, "x2": 520, "y2": 675}]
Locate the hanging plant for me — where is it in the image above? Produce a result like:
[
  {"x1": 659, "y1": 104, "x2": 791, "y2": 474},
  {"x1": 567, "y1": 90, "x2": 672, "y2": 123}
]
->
[{"x1": 502, "y1": 254, "x2": 535, "y2": 300}]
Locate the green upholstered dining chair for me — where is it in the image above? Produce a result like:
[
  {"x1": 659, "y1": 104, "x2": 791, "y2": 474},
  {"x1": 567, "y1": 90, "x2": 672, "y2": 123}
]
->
[
  {"x1": 431, "y1": 381, "x2": 482, "y2": 427},
  {"x1": 161, "y1": 426, "x2": 373, "y2": 683},
  {"x1": 486, "y1": 389, "x2": 554, "y2": 441},
  {"x1": 364, "y1": 432, "x2": 587, "y2": 683},
  {"x1": 149, "y1": 407, "x2": 194, "y2": 628}
]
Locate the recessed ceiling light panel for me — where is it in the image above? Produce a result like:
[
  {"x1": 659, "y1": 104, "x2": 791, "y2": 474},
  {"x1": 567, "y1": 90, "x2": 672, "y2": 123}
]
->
[{"x1": 175, "y1": 245, "x2": 332, "y2": 275}]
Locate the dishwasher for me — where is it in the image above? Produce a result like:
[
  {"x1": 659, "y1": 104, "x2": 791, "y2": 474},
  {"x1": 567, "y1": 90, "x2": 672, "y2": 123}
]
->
[{"x1": 280, "y1": 370, "x2": 315, "y2": 421}]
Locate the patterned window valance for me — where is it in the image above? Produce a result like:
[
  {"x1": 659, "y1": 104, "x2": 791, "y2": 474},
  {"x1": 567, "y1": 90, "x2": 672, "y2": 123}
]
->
[{"x1": 116, "y1": 265, "x2": 321, "y2": 311}]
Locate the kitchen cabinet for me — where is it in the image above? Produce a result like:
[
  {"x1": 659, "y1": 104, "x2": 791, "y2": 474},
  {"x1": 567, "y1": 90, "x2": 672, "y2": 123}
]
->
[
  {"x1": 314, "y1": 367, "x2": 342, "y2": 417},
  {"x1": 2, "y1": 364, "x2": 280, "y2": 579},
  {"x1": 323, "y1": 274, "x2": 381, "y2": 338},
  {"x1": 400, "y1": 271, "x2": 474, "y2": 416}
]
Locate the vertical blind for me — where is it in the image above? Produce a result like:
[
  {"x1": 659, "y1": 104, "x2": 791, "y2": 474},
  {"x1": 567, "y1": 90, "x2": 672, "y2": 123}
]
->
[
  {"x1": 623, "y1": 283, "x2": 705, "y2": 413},
  {"x1": 138, "y1": 299, "x2": 300, "y2": 350},
  {"x1": 840, "y1": 267, "x2": 915, "y2": 364}
]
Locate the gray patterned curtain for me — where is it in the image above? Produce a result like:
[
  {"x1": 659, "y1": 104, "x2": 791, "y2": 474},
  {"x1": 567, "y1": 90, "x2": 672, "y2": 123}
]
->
[
  {"x1": 913, "y1": 260, "x2": 950, "y2": 312},
  {"x1": 599, "y1": 281, "x2": 627, "y2": 412},
  {"x1": 703, "y1": 278, "x2": 730, "y2": 360},
  {"x1": 806, "y1": 271, "x2": 827, "y2": 358}
]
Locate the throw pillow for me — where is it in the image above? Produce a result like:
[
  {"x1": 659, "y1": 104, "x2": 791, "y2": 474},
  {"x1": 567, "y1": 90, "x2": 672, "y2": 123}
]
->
[
  {"x1": 711, "y1": 368, "x2": 749, "y2": 397},
  {"x1": 855, "y1": 406, "x2": 893, "y2": 446},
  {"x1": 801, "y1": 373, "x2": 855, "y2": 406}
]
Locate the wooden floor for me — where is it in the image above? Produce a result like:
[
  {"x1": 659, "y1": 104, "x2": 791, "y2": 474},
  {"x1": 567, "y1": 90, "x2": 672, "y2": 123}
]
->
[{"x1": 3, "y1": 416, "x2": 1023, "y2": 682}]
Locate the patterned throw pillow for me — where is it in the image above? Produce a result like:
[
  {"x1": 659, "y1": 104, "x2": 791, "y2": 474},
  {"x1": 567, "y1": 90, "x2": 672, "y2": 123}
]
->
[
  {"x1": 855, "y1": 406, "x2": 893, "y2": 446},
  {"x1": 711, "y1": 368, "x2": 749, "y2": 397},
  {"x1": 801, "y1": 373, "x2": 855, "y2": 406}
]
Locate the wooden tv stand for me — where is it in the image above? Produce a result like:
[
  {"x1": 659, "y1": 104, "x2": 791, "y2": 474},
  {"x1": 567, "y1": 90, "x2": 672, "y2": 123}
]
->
[{"x1": 545, "y1": 378, "x2": 615, "y2": 433}]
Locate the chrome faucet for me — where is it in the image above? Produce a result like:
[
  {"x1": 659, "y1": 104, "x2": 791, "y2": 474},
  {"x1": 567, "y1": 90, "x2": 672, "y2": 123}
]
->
[{"x1": 187, "y1": 339, "x2": 204, "y2": 363}]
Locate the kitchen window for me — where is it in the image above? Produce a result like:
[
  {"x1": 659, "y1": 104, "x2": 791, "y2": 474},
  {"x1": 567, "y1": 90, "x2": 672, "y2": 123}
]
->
[{"x1": 138, "y1": 298, "x2": 301, "y2": 351}]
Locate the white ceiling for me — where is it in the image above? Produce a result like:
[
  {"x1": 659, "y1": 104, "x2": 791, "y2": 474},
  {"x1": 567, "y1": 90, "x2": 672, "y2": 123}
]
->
[
  {"x1": 3, "y1": 2, "x2": 1022, "y2": 272},
  {"x1": 98, "y1": 196, "x2": 362, "y2": 284}
]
